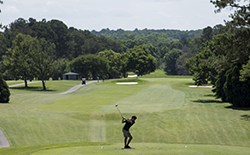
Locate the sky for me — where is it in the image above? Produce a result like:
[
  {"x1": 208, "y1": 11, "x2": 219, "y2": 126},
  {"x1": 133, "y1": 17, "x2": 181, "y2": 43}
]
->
[{"x1": 0, "y1": 0, "x2": 233, "y2": 31}]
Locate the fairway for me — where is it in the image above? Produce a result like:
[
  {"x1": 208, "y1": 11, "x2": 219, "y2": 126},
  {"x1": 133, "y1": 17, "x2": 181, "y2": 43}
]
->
[{"x1": 1, "y1": 76, "x2": 250, "y2": 154}]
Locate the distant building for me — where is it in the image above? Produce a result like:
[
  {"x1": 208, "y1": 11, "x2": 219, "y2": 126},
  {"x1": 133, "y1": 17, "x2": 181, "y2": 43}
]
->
[{"x1": 62, "y1": 72, "x2": 80, "y2": 80}]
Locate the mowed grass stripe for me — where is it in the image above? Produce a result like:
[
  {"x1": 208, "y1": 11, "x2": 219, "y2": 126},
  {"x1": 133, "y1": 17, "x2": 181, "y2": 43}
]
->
[
  {"x1": 39, "y1": 84, "x2": 145, "y2": 112},
  {"x1": 102, "y1": 84, "x2": 186, "y2": 115},
  {"x1": 90, "y1": 120, "x2": 106, "y2": 142},
  {"x1": 1, "y1": 108, "x2": 90, "y2": 146}
]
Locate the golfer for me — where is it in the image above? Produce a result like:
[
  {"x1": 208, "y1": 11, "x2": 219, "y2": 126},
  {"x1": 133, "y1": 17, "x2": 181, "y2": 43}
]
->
[{"x1": 122, "y1": 115, "x2": 137, "y2": 149}]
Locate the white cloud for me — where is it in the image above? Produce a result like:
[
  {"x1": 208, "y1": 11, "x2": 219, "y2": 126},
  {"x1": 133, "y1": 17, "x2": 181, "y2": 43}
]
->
[
  {"x1": 4, "y1": 5, "x2": 19, "y2": 14},
  {"x1": 0, "y1": 0, "x2": 233, "y2": 31}
]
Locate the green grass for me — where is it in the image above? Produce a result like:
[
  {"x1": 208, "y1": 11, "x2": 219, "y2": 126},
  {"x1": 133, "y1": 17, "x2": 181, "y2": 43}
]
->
[
  {"x1": 1, "y1": 74, "x2": 250, "y2": 154},
  {"x1": 142, "y1": 69, "x2": 193, "y2": 79},
  {"x1": 8, "y1": 80, "x2": 83, "y2": 93},
  {"x1": 1, "y1": 142, "x2": 250, "y2": 155},
  {"x1": 6, "y1": 80, "x2": 27, "y2": 86}
]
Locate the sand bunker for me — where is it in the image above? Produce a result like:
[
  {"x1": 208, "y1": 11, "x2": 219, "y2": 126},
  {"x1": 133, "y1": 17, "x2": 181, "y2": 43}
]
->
[
  {"x1": 128, "y1": 75, "x2": 137, "y2": 78},
  {"x1": 189, "y1": 85, "x2": 212, "y2": 88},
  {"x1": 116, "y1": 82, "x2": 138, "y2": 85}
]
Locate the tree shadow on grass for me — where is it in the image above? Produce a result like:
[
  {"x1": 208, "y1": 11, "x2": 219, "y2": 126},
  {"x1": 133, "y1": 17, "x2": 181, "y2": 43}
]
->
[
  {"x1": 192, "y1": 99, "x2": 223, "y2": 104},
  {"x1": 225, "y1": 105, "x2": 250, "y2": 111},
  {"x1": 204, "y1": 94, "x2": 215, "y2": 97},
  {"x1": 241, "y1": 115, "x2": 250, "y2": 121},
  {"x1": 9, "y1": 87, "x2": 55, "y2": 92}
]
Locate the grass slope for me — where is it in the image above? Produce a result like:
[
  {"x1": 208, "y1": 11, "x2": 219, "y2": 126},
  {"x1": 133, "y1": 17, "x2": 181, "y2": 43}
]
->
[{"x1": 1, "y1": 72, "x2": 250, "y2": 154}]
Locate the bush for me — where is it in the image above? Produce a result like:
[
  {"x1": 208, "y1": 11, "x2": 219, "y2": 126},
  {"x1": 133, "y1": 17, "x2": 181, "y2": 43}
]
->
[
  {"x1": 0, "y1": 73, "x2": 10, "y2": 103},
  {"x1": 213, "y1": 65, "x2": 250, "y2": 107}
]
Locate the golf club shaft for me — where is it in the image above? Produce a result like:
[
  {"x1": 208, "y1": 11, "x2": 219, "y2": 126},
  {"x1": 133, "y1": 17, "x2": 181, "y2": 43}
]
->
[{"x1": 116, "y1": 107, "x2": 123, "y2": 118}]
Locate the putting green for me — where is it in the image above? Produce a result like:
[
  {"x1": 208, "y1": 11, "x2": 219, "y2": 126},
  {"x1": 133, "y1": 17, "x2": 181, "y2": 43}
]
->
[{"x1": 30, "y1": 143, "x2": 250, "y2": 155}]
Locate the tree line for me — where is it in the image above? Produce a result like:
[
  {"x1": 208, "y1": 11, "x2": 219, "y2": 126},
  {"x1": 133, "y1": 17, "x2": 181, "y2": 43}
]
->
[
  {"x1": 1, "y1": 32, "x2": 156, "y2": 91},
  {"x1": 92, "y1": 24, "x2": 232, "y2": 75},
  {"x1": 1, "y1": 17, "x2": 229, "y2": 79},
  {"x1": 91, "y1": 28, "x2": 202, "y2": 40},
  {"x1": 185, "y1": 0, "x2": 250, "y2": 107},
  {"x1": 0, "y1": 16, "x2": 206, "y2": 85},
  {"x1": 0, "y1": 18, "x2": 157, "y2": 92}
]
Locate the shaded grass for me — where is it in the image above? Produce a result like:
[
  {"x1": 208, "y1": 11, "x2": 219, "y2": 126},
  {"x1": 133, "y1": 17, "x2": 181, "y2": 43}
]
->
[
  {"x1": 9, "y1": 87, "x2": 56, "y2": 92},
  {"x1": 192, "y1": 99, "x2": 223, "y2": 103}
]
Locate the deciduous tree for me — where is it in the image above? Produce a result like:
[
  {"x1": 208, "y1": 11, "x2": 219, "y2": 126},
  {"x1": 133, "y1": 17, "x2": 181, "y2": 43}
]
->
[
  {"x1": 33, "y1": 38, "x2": 57, "y2": 90},
  {"x1": 69, "y1": 54, "x2": 109, "y2": 79},
  {"x1": 98, "y1": 49, "x2": 121, "y2": 78},
  {"x1": 126, "y1": 45, "x2": 156, "y2": 75},
  {"x1": 3, "y1": 33, "x2": 37, "y2": 87},
  {"x1": 211, "y1": 0, "x2": 250, "y2": 28},
  {"x1": 164, "y1": 48, "x2": 181, "y2": 75}
]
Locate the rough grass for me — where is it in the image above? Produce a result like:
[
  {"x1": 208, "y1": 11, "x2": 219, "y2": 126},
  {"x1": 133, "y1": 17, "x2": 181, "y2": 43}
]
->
[{"x1": 1, "y1": 72, "x2": 250, "y2": 154}]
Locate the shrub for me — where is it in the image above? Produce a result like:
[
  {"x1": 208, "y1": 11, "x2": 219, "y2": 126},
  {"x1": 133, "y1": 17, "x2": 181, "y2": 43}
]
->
[{"x1": 0, "y1": 73, "x2": 10, "y2": 103}]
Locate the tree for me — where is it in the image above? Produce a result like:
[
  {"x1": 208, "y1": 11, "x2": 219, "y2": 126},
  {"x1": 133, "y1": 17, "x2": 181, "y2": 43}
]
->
[
  {"x1": 56, "y1": 58, "x2": 69, "y2": 80},
  {"x1": 169, "y1": 41, "x2": 183, "y2": 50},
  {"x1": 201, "y1": 26, "x2": 213, "y2": 43},
  {"x1": 33, "y1": 38, "x2": 58, "y2": 90},
  {"x1": 164, "y1": 48, "x2": 181, "y2": 75},
  {"x1": 30, "y1": 18, "x2": 57, "y2": 46},
  {"x1": 185, "y1": 0, "x2": 250, "y2": 106},
  {"x1": 184, "y1": 34, "x2": 230, "y2": 85},
  {"x1": 69, "y1": 54, "x2": 109, "y2": 79},
  {"x1": 126, "y1": 45, "x2": 156, "y2": 75},
  {"x1": 98, "y1": 49, "x2": 121, "y2": 78},
  {"x1": 8, "y1": 18, "x2": 32, "y2": 35},
  {"x1": 47, "y1": 20, "x2": 69, "y2": 59},
  {"x1": 214, "y1": 64, "x2": 250, "y2": 107},
  {"x1": 3, "y1": 33, "x2": 37, "y2": 88},
  {"x1": 0, "y1": 31, "x2": 7, "y2": 61},
  {"x1": 0, "y1": 73, "x2": 10, "y2": 103},
  {"x1": 211, "y1": 0, "x2": 250, "y2": 28},
  {"x1": 120, "y1": 52, "x2": 129, "y2": 78},
  {"x1": 240, "y1": 56, "x2": 250, "y2": 81}
]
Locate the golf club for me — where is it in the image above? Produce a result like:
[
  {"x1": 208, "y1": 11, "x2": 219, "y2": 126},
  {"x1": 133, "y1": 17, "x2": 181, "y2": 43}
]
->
[{"x1": 115, "y1": 104, "x2": 125, "y2": 119}]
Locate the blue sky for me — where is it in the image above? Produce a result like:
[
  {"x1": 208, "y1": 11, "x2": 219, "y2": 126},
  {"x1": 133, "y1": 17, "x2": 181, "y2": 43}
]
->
[{"x1": 0, "y1": 0, "x2": 232, "y2": 31}]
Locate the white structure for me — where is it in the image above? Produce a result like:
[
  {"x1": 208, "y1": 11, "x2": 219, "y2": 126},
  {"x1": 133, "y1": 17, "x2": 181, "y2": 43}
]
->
[{"x1": 62, "y1": 72, "x2": 80, "y2": 80}]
